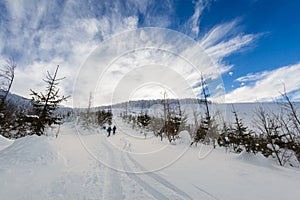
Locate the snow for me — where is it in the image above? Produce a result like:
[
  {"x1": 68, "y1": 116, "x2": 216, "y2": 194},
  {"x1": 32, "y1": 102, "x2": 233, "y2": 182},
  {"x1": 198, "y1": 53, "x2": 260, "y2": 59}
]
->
[
  {"x1": 236, "y1": 151, "x2": 272, "y2": 168},
  {"x1": 0, "y1": 118, "x2": 299, "y2": 199},
  {"x1": 267, "y1": 143, "x2": 280, "y2": 151},
  {"x1": 26, "y1": 114, "x2": 39, "y2": 118},
  {"x1": 177, "y1": 130, "x2": 192, "y2": 145},
  {"x1": 0, "y1": 135, "x2": 59, "y2": 165},
  {"x1": 0, "y1": 135, "x2": 65, "y2": 200},
  {"x1": 0, "y1": 135, "x2": 13, "y2": 151}
]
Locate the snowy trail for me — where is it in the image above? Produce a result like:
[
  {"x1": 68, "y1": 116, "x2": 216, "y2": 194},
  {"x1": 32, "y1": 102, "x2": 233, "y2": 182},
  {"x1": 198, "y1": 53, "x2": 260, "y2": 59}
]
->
[
  {"x1": 122, "y1": 152, "x2": 194, "y2": 200},
  {"x1": 1, "y1": 120, "x2": 300, "y2": 199},
  {"x1": 100, "y1": 132, "x2": 176, "y2": 200},
  {"x1": 113, "y1": 118, "x2": 220, "y2": 200},
  {"x1": 95, "y1": 118, "x2": 194, "y2": 200},
  {"x1": 105, "y1": 117, "x2": 215, "y2": 200},
  {"x1": 121, "y1": 155, "x2": 170, "y2": 200},
  {"x1": 84, "y1": 126, "x2": 158, "y2": 200},
  {"x1": 126, "y1": 152, "x2": 193, "y2": 200},
  {"x1": 48, "y1": 125, "x2": 106, "y2": 200},
  {"x1": 99, "y1": 140, "x2": 123, "y2": 200}
]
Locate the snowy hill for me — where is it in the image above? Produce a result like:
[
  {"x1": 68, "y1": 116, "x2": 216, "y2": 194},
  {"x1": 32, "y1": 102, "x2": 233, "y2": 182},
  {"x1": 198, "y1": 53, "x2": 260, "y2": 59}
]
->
[
  {"x1": 0, "y1": 90, "x2": 32, "y2": 111},
  {"x1": 0, "y1": 90, "x2": 72, "y2": 118}
]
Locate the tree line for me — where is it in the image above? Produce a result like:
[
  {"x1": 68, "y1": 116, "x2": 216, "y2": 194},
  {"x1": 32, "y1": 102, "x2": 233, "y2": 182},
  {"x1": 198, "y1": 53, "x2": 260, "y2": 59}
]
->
[
  {"x1": 120, "y1": 76, "x2": 300, "y2": 167},
  {"x1": 0, "y1": 58, "x2": 69, "y2": 138}
]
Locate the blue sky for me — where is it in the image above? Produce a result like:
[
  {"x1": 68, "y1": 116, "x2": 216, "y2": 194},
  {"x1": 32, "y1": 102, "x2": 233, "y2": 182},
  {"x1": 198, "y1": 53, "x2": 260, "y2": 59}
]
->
[{"x1": 0, "y1": 0, "x2": 299, "y2": 105}]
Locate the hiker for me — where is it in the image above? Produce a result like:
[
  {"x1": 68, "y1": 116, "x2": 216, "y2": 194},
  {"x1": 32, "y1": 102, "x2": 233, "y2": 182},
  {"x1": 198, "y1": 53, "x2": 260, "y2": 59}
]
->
[
  {"x1": 107, "y1": 126, "x2": 112, "y2": 137},
  {"x1": 113, "y1": 125, "x2": 117, "y2": 135}
]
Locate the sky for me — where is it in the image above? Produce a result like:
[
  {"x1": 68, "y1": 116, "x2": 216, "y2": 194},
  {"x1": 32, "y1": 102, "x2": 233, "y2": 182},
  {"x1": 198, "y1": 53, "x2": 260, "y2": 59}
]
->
[{"x1": 0, "y1": 0, "x2": 300, "y2": 106}]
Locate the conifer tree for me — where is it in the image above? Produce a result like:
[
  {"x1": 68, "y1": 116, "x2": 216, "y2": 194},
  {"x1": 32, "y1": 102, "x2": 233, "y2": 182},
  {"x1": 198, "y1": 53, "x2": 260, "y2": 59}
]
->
[
  {"x1": 30, "y1": 65, "x2": 68, "y2": 135},
  {"x1": 231, "y1": 107, "x2": 251, "y2": 153},
  {"x1": 137, "y1": 112, "x2": 151, "y2": 128}
]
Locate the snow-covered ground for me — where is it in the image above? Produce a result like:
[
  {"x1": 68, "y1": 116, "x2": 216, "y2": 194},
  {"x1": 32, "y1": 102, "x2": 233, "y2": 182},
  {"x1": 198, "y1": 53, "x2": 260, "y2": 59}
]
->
[
  {"x1": 0, "y1": 135, "x2": 13, "y2": 151},
  {"x1": 0, "y1": 117, "x2": 300, "y2": 200}
]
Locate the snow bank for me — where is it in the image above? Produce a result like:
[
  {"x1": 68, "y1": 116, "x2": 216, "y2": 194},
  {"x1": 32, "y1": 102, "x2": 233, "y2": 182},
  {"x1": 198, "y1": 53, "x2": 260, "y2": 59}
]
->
[
  {"x1": 0, "y1": 135, "x2": 65, "y2": 200},
  {"x1": 177, "y1": 130, "x2": 192, "y2": 145},
  {"x1": 0, "y1": 135, "x2": 13, "y2": 151},
  {"x1": 236, "y1": 151, "x2": 271, "y2": 168},
  {"x1": 0, "y1": 135, "x2": 60, "y2": 166}
]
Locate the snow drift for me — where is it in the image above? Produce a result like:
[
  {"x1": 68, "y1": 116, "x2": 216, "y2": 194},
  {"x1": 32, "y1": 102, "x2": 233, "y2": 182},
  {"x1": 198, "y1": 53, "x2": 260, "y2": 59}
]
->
[{"x1": 0, "y1": 135, "x2": 13, "y2": 151}]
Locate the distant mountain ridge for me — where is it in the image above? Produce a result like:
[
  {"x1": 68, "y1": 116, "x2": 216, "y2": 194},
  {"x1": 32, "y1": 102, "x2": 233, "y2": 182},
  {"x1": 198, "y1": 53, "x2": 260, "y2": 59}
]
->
[
  {"x1": 2, "y1": 91, "x2": 300, "y2": 112},
  {"x1": 0, "y1": 90, "x2": 31, "y2": 112}
]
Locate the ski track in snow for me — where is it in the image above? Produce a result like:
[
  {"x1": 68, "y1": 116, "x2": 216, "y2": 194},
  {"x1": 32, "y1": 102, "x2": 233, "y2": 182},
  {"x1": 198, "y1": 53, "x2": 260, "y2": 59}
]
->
[
  {"x1": 101, "y1": 121, "x2": 190, "y2": 199},
  {"x1": 99, "y1": 141, "x2": 123, "y2": 200},
  {"x1": 115, "y1": 118, "x2": 219, "y2": 200},
  {"x1": 121, "y1": 154, "x2": 170, "y2": 200},
  {"x1": 192, "y1": 184, "x2": 220, "y2": 200},
  {"x1": 125, "y1": 150, "x2": 194, "y2": 200},
  {"x1": 101, "y1": 130, "x2": 190, "y2": 199},
  {"x1": 100, "y1": 138, "x2": 155, "y2": 200},
  {"x1": 88, "y1": 128, "x2": 155, "y2": 200}
]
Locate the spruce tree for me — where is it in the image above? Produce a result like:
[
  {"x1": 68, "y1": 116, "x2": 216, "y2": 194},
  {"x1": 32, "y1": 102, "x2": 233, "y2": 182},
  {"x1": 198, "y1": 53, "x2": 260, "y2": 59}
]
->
[
  {"x1": 231, "y1": 107, "x2": 254, "y2": 153},
  {"x1": 137, "y1": 112, "x2": 151, "y2": 128},
  {"x1": 30, "y1": 65, "x2": 68, "y2": 135}
]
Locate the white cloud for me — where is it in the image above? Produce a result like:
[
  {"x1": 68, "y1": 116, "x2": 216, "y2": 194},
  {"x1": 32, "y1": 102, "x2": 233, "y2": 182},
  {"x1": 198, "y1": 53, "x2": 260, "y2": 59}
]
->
[
  {"x1": 200, "y1": 19, "x2": 240, "y2": 49},
  {"x1": 72, "y1": 29, "x2": 218, "y2": 106},
  {"x1": 1, "y1": 0, "x2": 143, "y2": 105},
  {"x1": 182, "y1": 0, "x2": 209, "y2": 38},
  {"x1": 236, "y1": 71, "x2": 270, "y2": 83},
  {"x1": 204, "y1": 34, "x2": 257, "y2": 60},
  {"x1": 190, "y1": 0, "x2": 208, "y2": 36},
  {"x1": 198, "y1": 19, "x2": 260, "y2": 76},
  {"x1": 199, "y1": 19, "x2": 259, "y2": 61},
  {"x1": 1, "y1": 0, "x2": 263, "y2": 106},
  {"x1": 225, "y1": 63, "x2": 300, "y2": 102}
]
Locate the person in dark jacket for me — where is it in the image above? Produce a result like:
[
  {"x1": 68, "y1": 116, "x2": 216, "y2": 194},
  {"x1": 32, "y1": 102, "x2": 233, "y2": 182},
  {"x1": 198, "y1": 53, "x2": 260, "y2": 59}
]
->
[
  {"x1": 107, "y1": 126, "x2": 112, "y2": 137},
  {"x1": 113, "y1": 125, "x2": 117, "y2": 135}
]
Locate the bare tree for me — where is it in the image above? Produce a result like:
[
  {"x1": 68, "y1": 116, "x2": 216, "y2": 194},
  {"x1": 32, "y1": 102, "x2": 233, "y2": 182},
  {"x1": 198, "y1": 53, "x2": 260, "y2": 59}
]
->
[
  {"x1": 87, "y1": 92, "x2": 93, "y2": 116},
  {"x1": 191, "y1": 74, "x2": 214, "y2": 146},
  {"x1": 158, "y1": 92, "x2": 186, "y2": 143},
  {"x1": 255, "y1": 107, "x2": 288, "y2": 166},
  {"x1": 81, "y1": 92, "x2": 94, "y2": 128},
  {"x1": 279, "y1": 88, "x2": 300, "y2": 163},
  {"x1": 0, "y1": 57, "x2": 16, "y2": 110},
  {"x1": 280, "y1": 87, "x2": 300, "y2": 135}
]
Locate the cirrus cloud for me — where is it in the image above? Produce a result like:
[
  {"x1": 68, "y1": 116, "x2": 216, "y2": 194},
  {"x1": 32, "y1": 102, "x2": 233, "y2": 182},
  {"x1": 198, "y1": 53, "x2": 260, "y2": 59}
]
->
[{"x1": 0, "y1": 0, "x2": 263, "y2": 106}]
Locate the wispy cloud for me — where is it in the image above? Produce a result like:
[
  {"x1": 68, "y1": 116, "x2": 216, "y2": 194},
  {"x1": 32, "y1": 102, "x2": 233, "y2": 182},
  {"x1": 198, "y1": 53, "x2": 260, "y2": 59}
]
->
[
  {"x1": 199, "y1": 19, "x2": 260, "y2": 75},
  {"x1": 72, "y1": 28, "x2": 216, "y2": 106},
  {"x1": 200, "y1": 19, "x2": 241, "y2": 48},
  {"x1": 178, "y1": 0, "x2": 212, "y2": 40},
  {"x1": 189, "y1": 0, "x2": 209, "y2": 37},
  {"x1": 225, "y1": 63, "x2": 300, "y2": 102},
  {"x1": 0, "y1": 0, "x2": 263, "y2": 106},
  {"x1": 235, "y1": 71, "x2": 270, "y2": 83},
  {"x1": 204, "y1": 34, "x2": 258, "y2": 60},
  {"x1": 1, "y1": 0, "x2": 144, "y2": 101}
]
